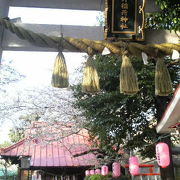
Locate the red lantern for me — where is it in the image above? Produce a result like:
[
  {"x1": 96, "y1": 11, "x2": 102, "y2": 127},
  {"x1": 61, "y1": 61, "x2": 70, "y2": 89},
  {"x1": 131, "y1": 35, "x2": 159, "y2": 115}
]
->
[
  {"x1": 156, "y1": 142, "x2": 170, "y2": 168},
  {"x1": 90, "y1": 170, "x2": 95, "y2": 175},
  {"x1": 101, "y1": 165, "x2": 108, "y2": 176},
  {"x1": 95, "y1": 169, "x2": 101, "y2": 174},
  {"x1": 129, "y1": 156, "x2": 139, "y2": 176},
  {"x1": 112, "y1": 162, "x2": 121, "y2": 177},
  {"x1": 85, "y1": 170, "x2": 90, "y2": 176}
]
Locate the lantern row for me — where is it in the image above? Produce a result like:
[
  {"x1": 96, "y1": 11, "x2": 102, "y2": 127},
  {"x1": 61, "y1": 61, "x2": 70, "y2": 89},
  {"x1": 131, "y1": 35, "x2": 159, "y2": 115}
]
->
[{"x1": 85, "y1": 142, "x2": 170, "y2": 177}]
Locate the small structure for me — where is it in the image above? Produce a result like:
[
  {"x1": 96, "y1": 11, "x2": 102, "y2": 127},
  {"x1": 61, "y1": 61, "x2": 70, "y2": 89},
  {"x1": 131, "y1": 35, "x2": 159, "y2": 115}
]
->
[
  {"x1": 0, "y1": 123, "x2": 98, "y2": 180},
  {"x1": 156, "y1": 84, "x2": 180, "y2": 134}
]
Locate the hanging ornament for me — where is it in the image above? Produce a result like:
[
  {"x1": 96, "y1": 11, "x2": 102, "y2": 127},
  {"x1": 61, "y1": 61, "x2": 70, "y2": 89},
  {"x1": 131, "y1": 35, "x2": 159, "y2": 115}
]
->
[
  {"x1": 90, "y1": 170, "x2": 95, "y2": 175},
  {"x1": 156, "y1": 142, "x2": 170, "y2": 168},
  {"x1": 101, "y1": 165, "x2": 109, "y2": 176},
  {"x1": 95, "y1": 169, "x2": 101, "y2": 174},
  {"x1": 82, "y1": 56, "x2": 100, "y2": 93},
  {"x1": 141, "y1": 52, "x2": 148, "y2": 65},
  {"x1": 172, "y1": 49, "x2": 180, "y2": 60},
  {"x1": 36, "y1": 171, "x2": 42, "y2": 180},
  {"x1": 120, "y1": 53, "x2": 139, "y2": 95},
  {"x1": 51, "y1": 51, "x2": 69, "y2": 88},
  {"x1": 85, "y1": 170, "x2": 90, "y2": 176},
  {"x1": 129, "y1": 156, "x2": 139, "y2": 176},
  {"x1": 112, "y1": 162, "x2": 121, "y2": 178},
  {"x1": 102, "y1": 47, "x2": 111, "y2": 55},
  {"x1": 155, "y1": 58, "x2": 173, "y2": 96}
]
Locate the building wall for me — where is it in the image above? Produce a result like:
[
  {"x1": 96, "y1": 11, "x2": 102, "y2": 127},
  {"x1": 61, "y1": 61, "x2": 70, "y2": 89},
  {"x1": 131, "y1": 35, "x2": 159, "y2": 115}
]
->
[{"x1": 19, "y1": 169, "x2": 84, "y2": 180}]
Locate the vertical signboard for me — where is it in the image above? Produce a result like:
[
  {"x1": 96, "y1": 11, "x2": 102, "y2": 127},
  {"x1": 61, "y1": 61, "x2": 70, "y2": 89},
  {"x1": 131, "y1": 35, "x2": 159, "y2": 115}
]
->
[{"x1": 105, "y1": 0, "x2": 145, "y2": 41}]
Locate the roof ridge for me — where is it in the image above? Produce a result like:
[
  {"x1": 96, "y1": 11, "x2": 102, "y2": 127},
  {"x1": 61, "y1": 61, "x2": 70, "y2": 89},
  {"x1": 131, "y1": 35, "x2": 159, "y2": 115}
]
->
[{"x1": 2, "y1": 138, "x2": 26, "y2": 153}]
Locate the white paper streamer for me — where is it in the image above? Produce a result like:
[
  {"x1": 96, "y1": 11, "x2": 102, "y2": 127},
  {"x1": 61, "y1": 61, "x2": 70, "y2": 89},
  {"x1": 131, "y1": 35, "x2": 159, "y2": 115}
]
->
[
  {"x1": 141, "y1": 52, "x2": 148, "y2": 65},
  {"x1": 102, "y1": 47, "x2": 111, "y2": 55},
  {"x1": 172, "y1": 49, "x2": 180, "y2": 60}
]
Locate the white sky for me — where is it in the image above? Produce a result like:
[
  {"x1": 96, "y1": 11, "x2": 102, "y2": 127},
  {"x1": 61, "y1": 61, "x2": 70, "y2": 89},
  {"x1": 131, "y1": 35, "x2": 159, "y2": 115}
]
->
[
  {"x1": 2, "y1": 51, "x2": 86, "y2": 88},
  {"x1": 0, "y1": 7, "x2": 100, "y2": 143},
  {"x1": 8, "y1": 7, "x2": 101, "y2": 26}
]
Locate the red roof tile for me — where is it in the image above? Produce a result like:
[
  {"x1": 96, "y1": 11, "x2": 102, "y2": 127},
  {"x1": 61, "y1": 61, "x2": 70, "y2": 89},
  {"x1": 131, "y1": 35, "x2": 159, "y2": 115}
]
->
[{"x1": 0, "y1": 128, "x2": 98, "y2": 167}]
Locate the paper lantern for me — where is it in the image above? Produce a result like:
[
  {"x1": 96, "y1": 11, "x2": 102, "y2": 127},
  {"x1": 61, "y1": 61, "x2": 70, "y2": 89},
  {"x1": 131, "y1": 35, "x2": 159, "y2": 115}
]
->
[
  {"x1": 90, "y1": 170, "x2": 95, "y2": 175},
  {"x1": 156, "y1": 142, "x2": 170, "y2": 168},
  {"x1": 85, "y1": 170, "x2": 90, "y2": 176},
  {"x1": 101, "y1": 165, "x2": 108, "y2": 176},
  {"x1": 95, "y1": 169, "x2": 101, "y2": 174},
  {"x1": 112, "y1": 162, "x2": 121, "y2": 177},
  {"x1": 37, "y1": 174, "x2": 41, "y2": 180},
  {"x1": 129, "y1": 156, "x2": 139, "y2": 176}
]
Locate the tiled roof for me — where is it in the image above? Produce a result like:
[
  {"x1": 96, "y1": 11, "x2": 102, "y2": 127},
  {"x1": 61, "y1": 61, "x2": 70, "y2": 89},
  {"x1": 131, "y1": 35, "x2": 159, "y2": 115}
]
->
[{"x1": 0, "y1": 128, "x2": 98, "y2": 167}]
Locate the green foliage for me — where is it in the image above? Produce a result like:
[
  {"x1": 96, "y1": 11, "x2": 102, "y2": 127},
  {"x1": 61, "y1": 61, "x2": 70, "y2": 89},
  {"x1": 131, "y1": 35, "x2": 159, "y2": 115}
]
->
[
  {"x1": 8, "y1": 129, "x2": 25, "y2": 144},
  {"x1": 146, "y1": 0, "x2": 180, "y2": 32},
  {"x1": 85, "y1": 174, "x2": 112, "y2": 180},
  {"x1": 84, "y1": 174, "x2": 130, "y2": 180},
  {"x1": 85, "y1": 174, "x2": 107, "y2": 180},
  {"x1": 72, "y1": 54, "x2": 179, "y2": 159},
  {"x1": 109, "y1": 175, "x2": 131, "y2": 180},
  {"x1": 0, "y1": 141, "x2": 12, "y2": 148}
]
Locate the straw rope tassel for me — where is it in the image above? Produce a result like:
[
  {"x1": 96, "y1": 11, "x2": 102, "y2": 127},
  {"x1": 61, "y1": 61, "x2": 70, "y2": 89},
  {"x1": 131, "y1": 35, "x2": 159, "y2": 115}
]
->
[
  {"x1": 51, "y1": 51, "x2": 69, "y2": 88},
  {"x1": 120, "y1": 54, "x2": 139, "y2": 95},
  {"x1": 155, "y1": 58, "x2": 173, "y2": 96},
  {"x1": 82, "y1": 56, "x2": 100, "y2": 93}
]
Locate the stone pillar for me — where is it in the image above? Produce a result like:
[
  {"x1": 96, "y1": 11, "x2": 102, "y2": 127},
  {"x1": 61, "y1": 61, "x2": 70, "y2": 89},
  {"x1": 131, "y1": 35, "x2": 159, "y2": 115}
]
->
[{"x1": 0, "y1": 0, "x2": 10, "y2": 62}]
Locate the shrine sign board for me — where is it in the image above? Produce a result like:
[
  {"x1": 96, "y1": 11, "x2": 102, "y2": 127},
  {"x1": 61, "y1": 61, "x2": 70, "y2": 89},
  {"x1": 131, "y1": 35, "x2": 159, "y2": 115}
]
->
[
  {"x1": 104, "y1": 0, "x2": 145, "y2": 41},
  {"x1": 21, "y1": 157, "x2": 30, "y2": 169}
]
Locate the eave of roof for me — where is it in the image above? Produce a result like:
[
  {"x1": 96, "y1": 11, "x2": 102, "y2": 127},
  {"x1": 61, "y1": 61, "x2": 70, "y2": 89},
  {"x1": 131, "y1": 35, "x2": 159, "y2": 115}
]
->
[{"x1": 156, "y1": 84, "x2": 180, "y2": 133}]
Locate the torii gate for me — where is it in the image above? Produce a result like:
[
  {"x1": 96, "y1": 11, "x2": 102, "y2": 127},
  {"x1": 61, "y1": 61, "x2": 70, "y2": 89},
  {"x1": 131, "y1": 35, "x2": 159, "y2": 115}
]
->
[
  {"x1": 0, "y1": 0, "x2": 179, "y2": 62},
  {"x1": 0, "y1": 1, "x2": 179, "y2": 179}
]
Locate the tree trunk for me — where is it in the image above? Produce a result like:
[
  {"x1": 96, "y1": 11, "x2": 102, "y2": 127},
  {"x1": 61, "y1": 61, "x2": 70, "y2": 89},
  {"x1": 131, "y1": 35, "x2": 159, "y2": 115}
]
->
[
  {"x1": 158, "y1": 135, "x2": 175, "y2": 180},
  {"x1": 155, "y1": 96, "x2": 175, "y2": 180}
]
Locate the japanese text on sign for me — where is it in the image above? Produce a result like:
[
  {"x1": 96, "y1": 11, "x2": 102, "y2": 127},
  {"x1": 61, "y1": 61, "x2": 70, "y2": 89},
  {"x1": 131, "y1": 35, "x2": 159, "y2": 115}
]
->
[
  {"x1": 111, "y1": 0, "x2": 136, "y2": 34},
  {"x1": 120, "y1": 0, "x2": 129, "y2": 30}
]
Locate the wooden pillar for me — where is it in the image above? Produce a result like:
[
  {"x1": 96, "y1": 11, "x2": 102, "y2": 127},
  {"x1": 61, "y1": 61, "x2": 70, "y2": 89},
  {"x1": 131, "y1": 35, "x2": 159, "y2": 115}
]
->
[
  {"x1": 0, "y1": 0, "x2": 9, "y2": 62},
  {"x1": 18, "y1": 168, "x2": 21, "y2": 180},
  {"x1": 155, "y1": 96, "x2": 175, "y2": 180}
]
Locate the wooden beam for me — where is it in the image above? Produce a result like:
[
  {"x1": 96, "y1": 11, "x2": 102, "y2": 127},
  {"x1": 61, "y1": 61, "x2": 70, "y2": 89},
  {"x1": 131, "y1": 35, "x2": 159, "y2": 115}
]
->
[
  {"x1": 0, "y1": 0, "x2": 10, "y2": 61},
  {"x1": 9, "y1": 0, "x2": 160, "y2": 12},
  {"x1": 9, "y1": 0, "x2": 104, "y2": 11}
]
